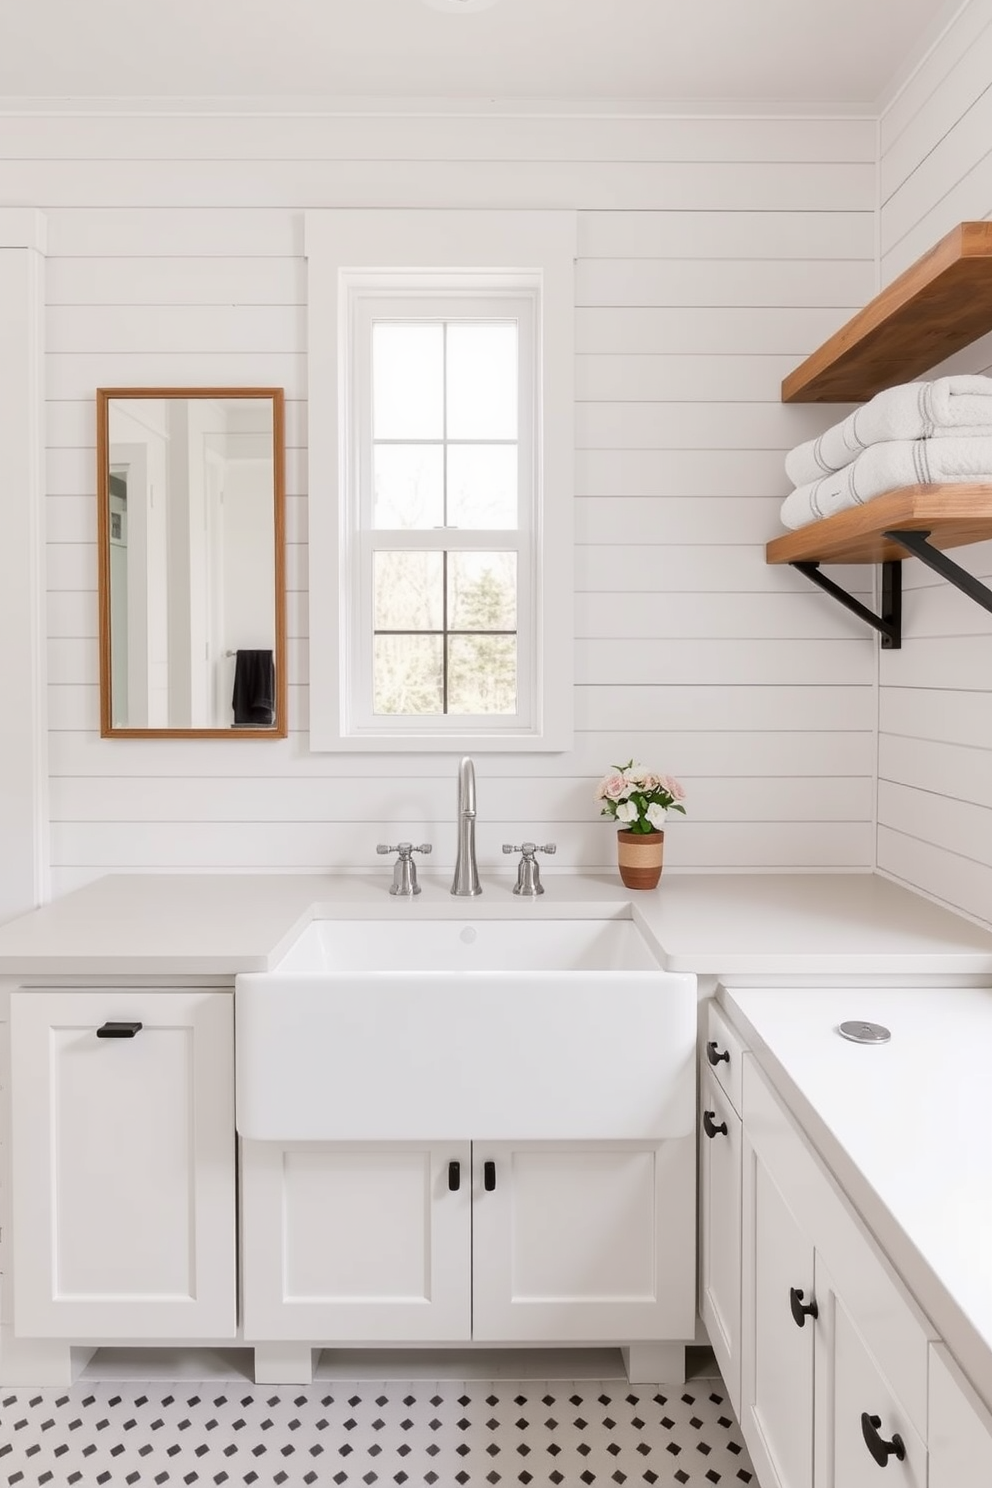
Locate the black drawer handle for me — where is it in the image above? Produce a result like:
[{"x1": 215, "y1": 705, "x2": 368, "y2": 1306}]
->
[
  {"x1": 448, "y1": 1160, "x2": 460, "y2": 1192},
  {"x1": 706, "y1": 1040, "x2": 730, "y2": 1067},
  {"x1": 483, "y1": 1160, "x2": 496, "y2": 1192},
  {"x1": 789, "y1": 1286, "x2": 818, "y2": 1327},
  {"x1": 96, "y1": 1022, "x2": 143, "y2": 1039},
  {"x1": 702, "y1": 1110, "x2": 728, "y2": 1139},
  {"x1": 861, "y1": 1413, "x2": 906, "y2": 1467}
]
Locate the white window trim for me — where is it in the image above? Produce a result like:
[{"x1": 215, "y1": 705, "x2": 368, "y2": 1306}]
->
[{"x1": 305, "y1": 209, "x2": 576, "y2": 753}]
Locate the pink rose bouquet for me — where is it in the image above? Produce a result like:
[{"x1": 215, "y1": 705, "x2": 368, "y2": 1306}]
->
[{"x1": 595, "y1": 759, "x2": 687, "y2": 835}]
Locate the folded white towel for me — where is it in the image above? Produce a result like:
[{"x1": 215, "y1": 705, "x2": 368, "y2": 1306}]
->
[
  {"x1": 780, "y1": 435, "x2": 992, "y2": 530},
  {"x1": 785, "y1": 375, "x2": 992, "y2": 487}
]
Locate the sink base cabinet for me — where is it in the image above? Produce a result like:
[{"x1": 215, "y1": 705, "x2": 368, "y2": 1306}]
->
[
  {"x1": 241, "y1": 1137, "x2": 695, "y2": 1348},
  {"x1": 9, "y1": 989, "x2": 236, "y2": 1341}
]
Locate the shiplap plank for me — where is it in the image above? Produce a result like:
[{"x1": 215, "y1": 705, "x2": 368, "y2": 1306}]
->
[
  {"x1": 576, "y1": 454, "x2": 786, "y2": 498},
  {"x1": 45, "y1": 207, "x2": 302, "y2": 258},
  {"x1": 577, "y1": 638, "x2": 870, "y2": 686},
  {"x1": 576, "y1": 497, "x2": 783, "y2": 543},
  {"x1": 879, "y1": 732, "x2": 992, "y2": 811},
  {"x1": 578, "y1": 211, "x2": 874, "y2": 261},
  {"x1": 47, "y1": 728, "x2": 872, "y2": 781},
  {"x1": 879, "y1": 686, "x2": 992, "y2": 750},
  {"x1": 46, "y1": 257, "x2": 306, "y2": 306},
  {"x1": 575, "y1": 401, "x2": 847, "y2": 451},
  {"x1": 576, "y1": 591, "x2": 868, "y2": 641},
  {"x1": 575, "y1": 259, "x2": 873, "y2": 310},
  {"x1": 0, "y1": 159, "x2": 875, "y2": 210},
  {"x1": 46, "y1": 353, "x2": 308, "y2": 399},
  {"x1": 574, "y1": 544, "x2": 868, "y2": 596},
  {"x1": 880, "y1": 0, "x2": 992, "y2": 155},
  {"x1": 877, "y1": 827, "x2": 992, "y2": 928},
  {"x1": 881, "y1": 84, "x2": 992, "y2": 253},
  {"x1": 878, "y1": 779, "x2": 992, "y2": 868},
  {"x1": 881, "y1": 12, "x2": 992, "y2": 205},
  {"x1": 880, "y1": 155, "x2": 992, "y2": 282},
  {"x1": 47, "y1": 590, "x2": 98, "y2": 639},
  {"x1": 48, "y1": 819, "x2": 872, "y2": 871},
  {"x1": 879, "y1": 635, "x2": 992, "y2": 691},
  {"x1": 46, "y1": 305, "x2": 305, "y2": 355},
  {"x1": 576, "y1": 306, "x2": 854, "y2": 355},
  {"x1": 900, "y1": 577, "x2": 992, "y2": 638},
  {"x1": 575, "y1": 354, "x2": 799, "y2": 403},
  {"x1": 0, "y1": 115, "x2": 875, "y2": 165}
]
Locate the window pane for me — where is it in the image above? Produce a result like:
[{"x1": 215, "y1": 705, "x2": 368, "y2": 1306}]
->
[
  {"x1": 446, "y1": 322, "x2": 518, "y2": 440},
  {"x1": 373, "y1": 634, "x2": 443, "y2": 715},
  {"x1": 447, "y1": 635, "x2": 517, "y2": 715},
  {"x1": 448, "y1": 552, "x2": 516, "y2": 631},
  {"x1": 374, "y1": 552, "x2": 443, "y2": 630},
  {"x1": 372, "y1": 322, "x2": 443, "y2": 439},
  {"x1": 447, "y1": 444, "x2": 517, "y2": 529},
  {"x1": 373, "y1": 444, "x2": 444, "y2": 528}
]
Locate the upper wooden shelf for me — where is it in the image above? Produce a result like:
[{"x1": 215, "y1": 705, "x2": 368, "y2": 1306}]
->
[
  {"x1": 765, "y1": 485, "x2": 992, "y2": 565},
  {"x1": 782, "y1": 222, "x2": 992, "y2": 403}
]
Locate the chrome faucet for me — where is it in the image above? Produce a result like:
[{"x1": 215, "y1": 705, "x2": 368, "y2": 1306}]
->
[{"x1": 450, "y1": 755, "x2": 482, "y2": 896}]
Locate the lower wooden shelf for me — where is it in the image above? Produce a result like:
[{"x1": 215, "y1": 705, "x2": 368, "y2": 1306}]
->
[{"x1": 765, "y1": 484, "x2": 992, "y2": 565}]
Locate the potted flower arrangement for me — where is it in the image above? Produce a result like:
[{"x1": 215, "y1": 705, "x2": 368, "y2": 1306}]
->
[{"x1": 595, "y1": 760, "x2": 687, "y2": 889}]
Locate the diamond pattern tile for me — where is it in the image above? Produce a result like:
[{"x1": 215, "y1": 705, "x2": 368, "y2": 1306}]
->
[{"x1": 0, "y1": 1376, "x2": 755, "y2": 1485}]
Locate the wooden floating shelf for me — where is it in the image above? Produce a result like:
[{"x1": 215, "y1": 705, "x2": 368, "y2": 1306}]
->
[
  {"x1": 782, "y1": 222, "x2": 992, "y2": 403},
  {"x1": 765, "y1": 485, "x2": 992, "y2": 565}
]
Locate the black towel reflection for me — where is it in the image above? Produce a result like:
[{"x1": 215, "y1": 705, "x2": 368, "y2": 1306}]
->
[{"x1": 232, "y1": 649, "x2": 275, "y2": 726}]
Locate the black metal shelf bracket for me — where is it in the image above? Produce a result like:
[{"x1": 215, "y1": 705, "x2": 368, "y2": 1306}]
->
[
  {"x1": 792, "y1": 559, "x2": 902, "y2": 649},
  {"x1": 884, "y1": 528, "x2": 992, "y2": 617}
]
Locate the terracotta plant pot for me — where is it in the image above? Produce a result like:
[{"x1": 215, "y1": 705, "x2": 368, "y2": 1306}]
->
[{"x1": 616, "y1": 828, "x2": 664, "y2": 890}]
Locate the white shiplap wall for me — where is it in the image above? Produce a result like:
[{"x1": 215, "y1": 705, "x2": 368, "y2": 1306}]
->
[
  {"x1": 877, "y1": 1, "x2": 992, "y2": 926},
  {"x1": 9, "y1": 111, "x2": 877, "y2": 894}
]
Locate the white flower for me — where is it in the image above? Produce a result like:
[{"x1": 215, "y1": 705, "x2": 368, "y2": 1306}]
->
[
  {"x1": 646, "y1": 803, "x2": 668, "y2": 830},
  {"x1": 615, "y1": 801, "x2": 638, "y2": 824}
]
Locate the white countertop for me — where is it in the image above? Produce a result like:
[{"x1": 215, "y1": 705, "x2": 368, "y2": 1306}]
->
[
  {"x1": 722, "y1": 983, "x2": 992, "y2": 1415},
  {"x1": 0, "y1": 870, "x2": 990, "y2": 977}
]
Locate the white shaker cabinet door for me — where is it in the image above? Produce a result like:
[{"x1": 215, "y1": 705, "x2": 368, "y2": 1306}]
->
[
  {"x1": 740, "y1": 1135, "x2": 815, "y2": 1488},
  {"x1": 699, "y1": 1069, "x2": 742, "y2": 1414},
  {"x1": 471, "y1": 1138, "x2": 695, "y2": 1343},
  {"x1": 241, "y1": 1141, "x2": 471, "y2": 1342},
  {"x1": 10, "y1": 989, "x2": 236, "y2": 1339},
  {"x1": 928, "y1": 1345, "x2": 992, "y2": 1488}
]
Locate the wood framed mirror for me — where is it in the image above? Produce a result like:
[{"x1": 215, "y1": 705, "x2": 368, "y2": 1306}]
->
[{"x1": 96, "y1": 388, "x2": 287, "y2": 738}]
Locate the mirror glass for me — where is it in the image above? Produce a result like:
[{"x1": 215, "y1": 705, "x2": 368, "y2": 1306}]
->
[{"x1": 97, "y1": 388, "x2": 286, "y2": 737}]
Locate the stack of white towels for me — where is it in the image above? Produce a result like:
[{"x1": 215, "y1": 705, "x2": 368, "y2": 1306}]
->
[{"x1": 781, "y1": 374, "x2": 992, "y2": 529}]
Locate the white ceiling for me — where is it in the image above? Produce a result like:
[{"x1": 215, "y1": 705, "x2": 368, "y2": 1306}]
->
[{"x1": 0, "y1": 0, "x2": 959, "y2": 107}]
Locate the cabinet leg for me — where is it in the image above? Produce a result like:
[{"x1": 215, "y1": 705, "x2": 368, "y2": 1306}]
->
[
  {"x1": 623, "y1": 1343, "x2": 686, "y2": 1385},
  {"x1": 253, "y1": 1344, "x2": 317, "y2": 1385},
  {"x1": 0, "y1": 1330, "x2": 94, "y2": 1386}
]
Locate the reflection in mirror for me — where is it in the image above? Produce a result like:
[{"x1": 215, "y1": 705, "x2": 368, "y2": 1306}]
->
[{"x1": 97, "y1": 389, "x2": 286, "y2": 737}]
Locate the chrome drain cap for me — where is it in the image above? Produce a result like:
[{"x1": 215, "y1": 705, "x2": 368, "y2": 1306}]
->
[{"x1": 838, "y1": 1020, "x2": 891, "y2": 1044}]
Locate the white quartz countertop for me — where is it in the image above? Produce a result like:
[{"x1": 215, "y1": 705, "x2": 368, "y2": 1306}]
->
[
  {"x1": 0, "y1": 870, "x2": 990, "y2": 977},
  {"x1": 722, "y1": 983, "x2": 992, "y2": 1415}
]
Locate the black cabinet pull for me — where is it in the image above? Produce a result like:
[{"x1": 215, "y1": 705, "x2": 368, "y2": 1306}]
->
[
  {"x1": 861, "y1": 1413, "x2": 906, "y2": 1467},
  {"x1": 448, "y1": 1160, "x2": 460, "y2": 1192},
  {"x1": 702, "y1": 1110, "x2": 728, "y2": 1139},
  {"x1": 706, "y1": 1040, "x2": 730, "y2": 1067},
  {"x1": 483, "y1": 1160, "x2": 496, "y2": 1192},
  {"x1": 789, "y1": 1286, "x2": 818, "y2": 1327},
  {"x1": 96, "y1": 1022, "x2": 143, "y2": 1039}
]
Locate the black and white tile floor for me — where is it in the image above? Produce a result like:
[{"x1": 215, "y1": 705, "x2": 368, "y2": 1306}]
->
[{"x1": 0, "y1": 1356, "x2": 755, "y2": 1487}]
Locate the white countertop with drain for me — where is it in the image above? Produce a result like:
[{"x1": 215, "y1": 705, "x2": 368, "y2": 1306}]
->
[{"x1": 721, "y1": 982, "x2": 992, "y2": 1415}]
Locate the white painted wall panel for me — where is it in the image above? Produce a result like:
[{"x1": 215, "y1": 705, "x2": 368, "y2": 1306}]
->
[
  {"x1": 878, "y1": 4, "x2": 992, "y2": 925},
  {"x1": 29, "y1": 109, "x2": 874, "y2": 883}
]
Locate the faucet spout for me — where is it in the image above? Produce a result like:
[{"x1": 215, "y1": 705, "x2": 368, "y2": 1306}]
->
[{"x1": 451, "y1": 756, "x2": 482, "y2": 897}]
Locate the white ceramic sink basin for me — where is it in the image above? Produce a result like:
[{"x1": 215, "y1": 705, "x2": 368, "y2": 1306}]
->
[
  {"x1": 275, "y1": 916, "x2": 661, "y2": 973},
  {"x1": 236, "y1": 916, "x2": 696, "y2": 1143}
]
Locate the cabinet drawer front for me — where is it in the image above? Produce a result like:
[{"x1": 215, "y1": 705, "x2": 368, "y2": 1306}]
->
[
  {"x1": 743, "y1": 1058, "x2": 933, "y2": 1438},
  {"x1": 10, "y1": 989, "x2": 235, "y2": 1339},
  {"x1": 706, "y1": 999, "x2": 746, "y2": 1115}
]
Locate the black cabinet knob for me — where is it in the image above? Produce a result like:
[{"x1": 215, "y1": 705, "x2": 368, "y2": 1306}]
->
[
  {"x1": 702, "y1": 1110, "x2": 728, "y2": 1139},
  {"x1": 861, "y1": 1413, "x2": 906, "y2": 1467},
  {"x1": 96, "y1": 1022, "x2": 143, "y2": 1039},
  {"x1": 789, "y1": 1286, "x2": 818, "y2": 1327},
  {"x1": 483, "y1": 1160, "x2": 496, "y2": 1192},
  {"x1": 706, "y1": 1040, "x2": 730, "y2": 1066},
  {"x1": 448, "y1": 1160, "x2": 461, "y2": 1192}
]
